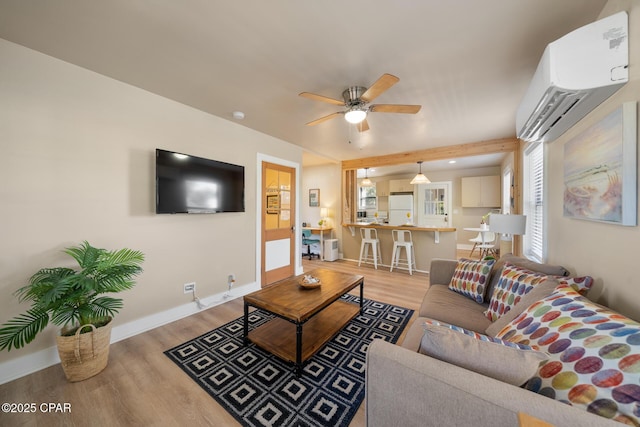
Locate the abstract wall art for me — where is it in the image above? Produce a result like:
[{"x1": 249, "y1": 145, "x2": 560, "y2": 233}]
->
[{"x1": 563, "y1": 102, "x2": 637, "y2": 226}]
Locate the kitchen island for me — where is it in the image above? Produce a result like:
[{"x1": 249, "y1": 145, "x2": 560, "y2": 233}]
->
[{"x1": 342, "y1": 222, "x2": 457, "y2": 273}]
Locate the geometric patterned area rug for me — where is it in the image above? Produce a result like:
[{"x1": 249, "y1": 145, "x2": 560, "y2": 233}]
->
[{"x1": 164, "y1": 294, "x2": 413, "y2": 427}]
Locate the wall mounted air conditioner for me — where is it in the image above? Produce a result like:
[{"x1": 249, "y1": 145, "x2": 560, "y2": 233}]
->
[{"x1": 516, "y1": 11, "x2": 628, "y2": 143}]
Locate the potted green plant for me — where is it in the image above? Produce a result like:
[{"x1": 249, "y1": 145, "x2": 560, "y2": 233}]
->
[{"x1": 0, "y1": 241, "x2": 144, "y2": 381}]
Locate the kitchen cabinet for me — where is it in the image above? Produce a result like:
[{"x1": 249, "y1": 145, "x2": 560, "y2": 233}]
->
[
  {"x1": 376, "y1": 180, "x2": 389, "y2": 197},
  {"x1": 389, "y1": 179, "x2": 413, "y2": 193},
  {"x1": 461, "y1": 176, "x2": 500, "y2": 207}
]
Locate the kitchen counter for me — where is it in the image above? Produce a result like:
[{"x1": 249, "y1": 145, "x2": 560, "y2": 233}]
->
[
  {"x1": 341, "y1": 223, "x2": 457, "y2": 273},
  {"x1": 345, "y1": 222, "x2": 455, "y2": 232}
]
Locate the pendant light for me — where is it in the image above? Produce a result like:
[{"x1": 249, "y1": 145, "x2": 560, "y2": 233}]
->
[
  {"x1": 361, "y1": 167, "x2": 373, "y2": 187},
  {"x1": 410, "y1": 161, "x2": 431, "y2": 184}
]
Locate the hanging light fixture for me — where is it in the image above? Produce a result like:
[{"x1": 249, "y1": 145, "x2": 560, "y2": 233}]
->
[
  {"x1": 345, "y1": 108, "x2": 367, "y2": 124},
  {"x1": 410, "y1": 161, "x2": 431, "y2": 184},
  {"x1": 360, "y1": 167, "x2": 373, "y2": 187}
]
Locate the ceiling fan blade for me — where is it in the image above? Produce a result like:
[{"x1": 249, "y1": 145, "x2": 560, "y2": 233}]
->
[
  {"x1": 360, "y1": 73, "x2": 400, "y2": 102},
  {"x1": 370, "y1": 104, "x2": 422, "y2": 114},
  {"x1": 299, "y1": 92, "x2": 344, "y2": 106},
  {"x1": 357, "y1": 119, "x2": 370, "y2": 132},
  {"x1": 305, "y1": 112, "x2": 342, "y2": 126}
]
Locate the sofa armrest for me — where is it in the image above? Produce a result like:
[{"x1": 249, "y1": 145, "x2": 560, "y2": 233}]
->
[
  {"x1": 365, "y1": 340, "x2": 617, "y2": 427},
  {"x1": 428, "y1": 258, "x2": 458, "y2": 285}
]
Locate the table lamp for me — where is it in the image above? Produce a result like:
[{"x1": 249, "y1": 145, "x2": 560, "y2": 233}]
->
[
  {"x1": 320, "y1": 207, "x2": 328, "y2": 227},
  {"x1": 489, "y1": 214, "x2": 526, "y2": 255}
]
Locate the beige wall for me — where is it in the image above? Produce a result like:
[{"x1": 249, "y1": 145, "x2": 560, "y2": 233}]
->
[
  {"x1": 546, "y1": 0, "x2": 639, "y2": 320},
  {"x1": 0, "y1": 39, "x2": 302, "y2": 365},
  {"x1": 300, "y1": 163, "x2": 343, "y2": 250}
]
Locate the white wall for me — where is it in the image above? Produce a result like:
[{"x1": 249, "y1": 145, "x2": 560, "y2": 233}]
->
[
  {"x1": 0, "y1": 39, "x2": 303, "y2": 368},
  {"x1": 546, "y1": 0, "x2": 639, "y2": 320}
]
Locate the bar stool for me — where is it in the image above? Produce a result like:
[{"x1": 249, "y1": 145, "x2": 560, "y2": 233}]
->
[
  {"x1": 358, "y1": 228, "x2": 382, "y2": 269},
  {"x1": 390, "y1": 229, "x2": 416, "y2": 275}
]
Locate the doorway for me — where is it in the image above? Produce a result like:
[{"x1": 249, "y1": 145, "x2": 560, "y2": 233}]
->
[{"x1": 261, "y1": 161, "x2": 296, "y2": 286}]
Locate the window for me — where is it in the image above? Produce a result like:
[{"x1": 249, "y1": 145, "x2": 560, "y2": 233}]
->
[
  {"x1": 523, "y1": 141, "x2": 544, "y2": 262},
  {"x1": 502, "y1": 167, "x2": 512, "y2": 214},
  {"x1": 358, "y1": 184, "x2": 377, "y2": 210}
]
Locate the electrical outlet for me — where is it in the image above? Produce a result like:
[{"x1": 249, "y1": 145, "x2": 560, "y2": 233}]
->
[{"x1": 183, "y1": 282, "x2": 196, "y2": 294}]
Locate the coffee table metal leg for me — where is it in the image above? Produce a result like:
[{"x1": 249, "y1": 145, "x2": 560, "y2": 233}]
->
[
  {"x1": 296, "y1": 323, "x2": 303, "y2": 377},
  {"x1": 359, "y1": 281, "x2": 364, "y2": 314},
  {"x1": 243, "y1": 302, "x2": 249, "y2": 345}
]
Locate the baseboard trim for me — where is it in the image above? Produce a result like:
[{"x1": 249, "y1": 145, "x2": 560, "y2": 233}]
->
[{"x1": 0, "y1": 281, "x2": 260, "y2": 385}]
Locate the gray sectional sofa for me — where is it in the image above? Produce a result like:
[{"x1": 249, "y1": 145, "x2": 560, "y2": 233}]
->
[{"x1": 365, "y1": 255, "x2": 621, "y2": 427}]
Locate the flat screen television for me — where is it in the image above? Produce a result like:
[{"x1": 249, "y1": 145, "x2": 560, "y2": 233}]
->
[{"x1": 155, "y1": 149, "x2": 245, "y2": 214}]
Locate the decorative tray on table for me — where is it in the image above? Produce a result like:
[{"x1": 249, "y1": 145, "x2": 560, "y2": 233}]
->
[{"x1": 300, "y1": 275, "x2": 321, "y2": 289}]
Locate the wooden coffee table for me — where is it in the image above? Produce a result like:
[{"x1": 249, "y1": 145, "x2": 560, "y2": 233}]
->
[{"x1": 243, "y1": 268, "x2": 364, "y2": 376}]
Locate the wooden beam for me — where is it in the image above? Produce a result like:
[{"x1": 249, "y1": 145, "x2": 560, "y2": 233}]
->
[{"x1": 341, "y1": 137, "x2": 519, "y2": 170}]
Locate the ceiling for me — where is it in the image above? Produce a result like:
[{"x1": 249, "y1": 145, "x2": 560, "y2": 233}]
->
[{"x1": 0, "y1": 0, "x2": 607, "y2": 171}]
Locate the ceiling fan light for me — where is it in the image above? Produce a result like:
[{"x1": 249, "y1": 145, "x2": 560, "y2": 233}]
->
[{"x1": 345, "y1": 109, "x2": 367, "y2": 124}]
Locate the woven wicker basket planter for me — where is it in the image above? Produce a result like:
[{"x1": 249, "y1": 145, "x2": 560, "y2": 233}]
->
[{"x1": 56, "y1": 318, "x2": 112, "y2": 382}]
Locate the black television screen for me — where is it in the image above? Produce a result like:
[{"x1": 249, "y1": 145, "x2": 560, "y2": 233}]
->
[{"x1": 155, "y1": 149, "x2": 245, "y2": 214}]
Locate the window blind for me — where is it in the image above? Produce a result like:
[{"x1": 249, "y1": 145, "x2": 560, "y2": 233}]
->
[{"x1": 523, "y1": 142, "x2": 544, "y2": 262}]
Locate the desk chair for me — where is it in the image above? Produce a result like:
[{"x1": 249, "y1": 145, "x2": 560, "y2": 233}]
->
[
  {"x1": 302, "y1": 229, "x2": 320, "y2": 260},
  {"x1": 390, "y1": 230, "x2": 416, "y2": 275}
]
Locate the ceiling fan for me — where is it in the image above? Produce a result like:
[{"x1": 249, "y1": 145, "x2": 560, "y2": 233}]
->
[{"x1": 299, "y1": 73, "x2": 422, "y2": 132}]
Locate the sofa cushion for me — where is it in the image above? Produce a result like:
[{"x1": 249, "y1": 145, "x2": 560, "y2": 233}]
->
[
  {"x1": 485, "y1": 262, "x2": 550, "y2": 321},
  {"x1": 419, "y1": 322, "x2": 549, "y2": 386},
  {"x1": 496, "y1": 286, "x2": 640, "y2": 425},
  {"x1": 448, "y1": 258, "x2": 495, "y2": 303},
  {"x1": 419, "y1": 284, "x2": 492, "y2": 333},
  {"x1": 485, "y1": 254, "x2": 569, "y2": 303}
]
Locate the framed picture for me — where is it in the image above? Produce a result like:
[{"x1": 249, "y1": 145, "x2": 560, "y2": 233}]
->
[
  {"x1": 266, "y1": 194, "x2": 279, "y2": 214},
  {"x1": 563, "y1": 102, "x2": 637, "y2": 225},
  {"x1": 309, "y1": 189, "x2": 320, "y2": 207}
]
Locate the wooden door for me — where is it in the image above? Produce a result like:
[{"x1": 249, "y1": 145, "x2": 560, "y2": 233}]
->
[{"x1": 261, "y1": 162, "x2": 296, "y2": 286}]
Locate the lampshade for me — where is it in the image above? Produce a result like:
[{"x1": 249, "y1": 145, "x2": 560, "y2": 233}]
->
[
  {"x1": 345, "y1": 109, "x2": 367, "y2": 124},
  {"x1": 361, "y1": 168, "x2": 373, "y2": 187},
  {"x1": 410, "y1": 161, "x2": 431, "y2": 184},
  {"x1": 320, "y1": 208, "x2": 328, "y2": 218},
  {"x1": 489, "y1": 214, "x2": 526, "y2": 236}
]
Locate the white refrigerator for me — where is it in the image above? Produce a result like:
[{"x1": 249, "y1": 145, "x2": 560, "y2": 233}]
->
[{"x1": 388, "y1": 194, "x2": 414, "y2": 225}]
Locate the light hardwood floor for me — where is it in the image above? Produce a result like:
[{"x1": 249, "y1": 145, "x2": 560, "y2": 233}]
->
[{"x1": 0, "y1": 254, "x2": 470, "y2": 426}]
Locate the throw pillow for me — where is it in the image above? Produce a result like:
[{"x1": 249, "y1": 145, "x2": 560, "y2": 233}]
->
[
  {"x1": 484, "y1": 263, "x2": 550, "y2": 321},
  {"x1": 557, "y1": 276, "x2": 594, "y2": 295},
  {"x1": 448, "y1": 258, "x2": 495, "y2": 303},
  {"x1": 484, "y1": 254, "x2": 569, "y2": 307},
  {"x1": 485, "y1": 278, "x2": 560, "y2": 337},
  {"x1": 496, "y1": 286, "x2": 640, "y2": 425},
  {"x1": 424, "y1": 318, "x2": 532, "y2": 349},
  {"x1": 419, "y1": 322, "x2": 549, "y2": 386}
]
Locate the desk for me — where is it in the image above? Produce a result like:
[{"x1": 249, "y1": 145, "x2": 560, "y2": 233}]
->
[
  {"x1": 302, "y1": 226, "x2": 333, "y2": 261},
  {"x1": 464, "y1": 227, "x2": 497, "y2": 259}
]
